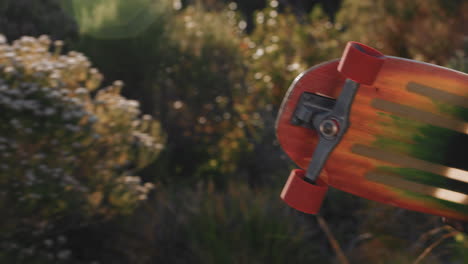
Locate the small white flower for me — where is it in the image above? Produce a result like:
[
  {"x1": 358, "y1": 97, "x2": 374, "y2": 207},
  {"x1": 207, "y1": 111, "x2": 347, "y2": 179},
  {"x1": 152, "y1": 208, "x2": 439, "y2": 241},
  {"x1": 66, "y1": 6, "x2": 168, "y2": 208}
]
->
[
  {"x1": 49, "y1": 90, "x2": 61, "y2": 98},
  {"x1": 44, "y1": 239, "x2": 53, "y2": 247},
  {"x1": 23, "y1": 247, "x2": 35, "y2": 256},
  {"x1": 88, "y1": 115, "x2": 98, "y2": 123},
  {"x1": 58, "y1": 235, "x2": 67, "y2": 244},
  {"x1": 34, "y1": 153, "x2": 45, "y2": 160},
  {"x1": 287, "y1": 63, "x2": 301, "y2": 72},
  {"x1": 25, "y1": 170, "x2": 36, "y2": 182},
  {"x1": 4, "y1": 66, "x2": 15, "y2": 73},
  {"x1": 144, "y1": 182, "x2": 155, "y2": 189},
  {"x1": 10, "y1": 119, "x2": 20, "y2": 127},
  {"x1": 173, "y1": 100, "x2": 183, "y2": 110},
  {"x1": 57, "y1": 249, "x2": 72, "y2": 260},
  {"x1": 43, "y1": 108, "x2": 56, "y2": 115}
]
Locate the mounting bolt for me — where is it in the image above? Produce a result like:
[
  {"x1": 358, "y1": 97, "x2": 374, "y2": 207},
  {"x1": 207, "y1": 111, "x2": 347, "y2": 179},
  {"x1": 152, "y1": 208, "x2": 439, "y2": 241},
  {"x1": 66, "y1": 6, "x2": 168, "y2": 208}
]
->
[
  {"x1": 319, "y1": 119, "x2": 339, "y2": 139},
  {"x1": 291, "y1": 116, "x2": 301, "y2": 125}
]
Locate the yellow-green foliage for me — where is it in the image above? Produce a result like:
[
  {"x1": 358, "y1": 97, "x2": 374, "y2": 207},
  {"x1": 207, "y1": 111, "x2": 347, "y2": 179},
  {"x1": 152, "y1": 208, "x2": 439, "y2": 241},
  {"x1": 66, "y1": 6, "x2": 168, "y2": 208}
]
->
[
  {"x1": 337, "y1": 0, "x2": 468, "y2": 63},
  {"x1": 145, "y1": 4, "x2": 253, "y2": 179},
  {"x1": 447, "y1": 41, "x2": 468, "y2": 73},
  {"x1": 243, "y1": 1, "x2": 341, "y2": 108},
  {"x1": 0, "y1": 35, "x2": 164, "y2": 262},
  {"x1": 184, "y1": 183, "x2": 320, "y2": 263},
  {"x1": 92, "y1": 182, "x2": 325, "y2": 264},
  {"x1": 182, "y1": 1, "x2": 345, "y2": 178}
]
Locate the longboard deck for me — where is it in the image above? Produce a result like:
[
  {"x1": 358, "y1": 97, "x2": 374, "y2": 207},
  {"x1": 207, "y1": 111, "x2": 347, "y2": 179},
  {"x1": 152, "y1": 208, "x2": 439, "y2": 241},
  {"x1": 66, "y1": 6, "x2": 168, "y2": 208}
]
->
[{"x1": 276, "y1": 56, "x2": 468, "y2": 220}]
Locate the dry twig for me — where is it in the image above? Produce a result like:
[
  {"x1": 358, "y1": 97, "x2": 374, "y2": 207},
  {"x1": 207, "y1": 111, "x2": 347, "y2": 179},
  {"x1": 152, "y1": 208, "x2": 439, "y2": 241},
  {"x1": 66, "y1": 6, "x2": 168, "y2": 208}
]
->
[
  {"x1": 411, "y1": 225, "x2": 453, "y2": 251},
  {"x1": 316, "y1": 215, "x2": 350, "y2": 264},
  {"x1": 412, "y1": 231, "x2": 459, "y2": 264}
]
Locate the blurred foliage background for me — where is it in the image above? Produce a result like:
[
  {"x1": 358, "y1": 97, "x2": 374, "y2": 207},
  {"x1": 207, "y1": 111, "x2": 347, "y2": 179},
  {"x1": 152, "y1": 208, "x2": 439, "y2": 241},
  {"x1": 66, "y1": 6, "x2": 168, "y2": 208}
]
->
[{"x1": 0, "y1": 0, "x2": 467, "y2": 263}]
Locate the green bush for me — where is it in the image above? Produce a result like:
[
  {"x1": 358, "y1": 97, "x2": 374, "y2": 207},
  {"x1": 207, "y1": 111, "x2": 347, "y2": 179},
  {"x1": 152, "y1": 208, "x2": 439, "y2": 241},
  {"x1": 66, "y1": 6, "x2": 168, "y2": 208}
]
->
[
  {"x1": 219, "y1": 1, "x2": 344, "y2": 187},
  {"x1": 447, "y1": 40, "x2": 468, "y2": 73},
  {"x1": 0, "y1": 0, "x2": 77, "y2": 41},
  {"x1": 70, "y1": 1, "x2": 255, "y2": 185},
  {"x1": 73, "y1": 182, "x2": 326, "y2": 264},
  {"x1": 336, "y1": 0, "x2": 468, "y2": 63},
  {"x1": 64, "y1": 0, "x2": 244, "y2": 185},
  {"x1": 154, "y1": 5, "x2": 252, "y2": 183},
  {"x1": 0, "y1": 35, "x2": 164, "y2": 263}
]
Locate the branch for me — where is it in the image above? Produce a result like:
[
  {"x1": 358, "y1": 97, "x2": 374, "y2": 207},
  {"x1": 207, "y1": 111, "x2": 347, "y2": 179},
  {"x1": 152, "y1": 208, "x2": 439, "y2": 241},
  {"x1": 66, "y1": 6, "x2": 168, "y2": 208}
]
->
[
  {"x1": 413, "y1": 231, "x2": 459, "y2": 264},
  {"x1": 411, "y1": 225, "x2": 453, "y2": 251},
  {"x1": 316, "y1": 215, "x2": 350, "y2": 264}
]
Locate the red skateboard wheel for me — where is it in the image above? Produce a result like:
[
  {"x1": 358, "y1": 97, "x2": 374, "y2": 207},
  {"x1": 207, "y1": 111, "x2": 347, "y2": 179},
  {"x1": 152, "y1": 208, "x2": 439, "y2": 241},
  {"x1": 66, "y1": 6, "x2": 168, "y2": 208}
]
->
[
  {"x1": 280, "y1": 169, "x2": 328, "y2": 214},
  {"x1": 338, "y1": 41, "x2": 385, "y2": 85}
]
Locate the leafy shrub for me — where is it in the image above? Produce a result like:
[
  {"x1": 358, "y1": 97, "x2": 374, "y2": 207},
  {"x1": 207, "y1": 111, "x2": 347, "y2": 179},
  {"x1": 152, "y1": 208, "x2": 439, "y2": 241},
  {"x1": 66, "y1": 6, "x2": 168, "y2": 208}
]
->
[
  {"x1": 69, "y1": 182, "x2": 327, "y2": 264},
  {"x1": 217, "y1": 1, "x2": 344, "y2": 187},
  {"x1": 68, "y1": 0, "x2": 172, "y2": 114},
  {"x1": 0, "y1": 0, "x2": 77, "y2": 41},
  {"x1": 72, "y1": 0, "x2": 255, "y2": 185},
  {"x1": 336, "y1": 0, "x2": 468, "y2": 63},
  {"x1": 447, "y1": 39, "x2": 468, "y2": 73},
  {"x1": 154, "y1": 5, "x2": 252, "y2": 183},
  {"x1": 0, "y1": 35, "x2": 164, "y2": 263},
  {"x1": 182, "y1": 183, "x2": 322, "y2": 263}
]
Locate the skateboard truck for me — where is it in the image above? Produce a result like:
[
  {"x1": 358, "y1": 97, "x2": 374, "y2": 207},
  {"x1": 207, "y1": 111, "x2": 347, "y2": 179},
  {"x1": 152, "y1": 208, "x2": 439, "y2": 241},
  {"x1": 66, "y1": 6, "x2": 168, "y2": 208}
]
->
[
  {"x1": 291, "y1": 79, "x2": 359, "y2": 183},
  {"x1": 281, "y1": 42, "x2": 385, "y2": 214},
  {"x1": 281, "y1": 80, "x2": 359, "y2": 214}
]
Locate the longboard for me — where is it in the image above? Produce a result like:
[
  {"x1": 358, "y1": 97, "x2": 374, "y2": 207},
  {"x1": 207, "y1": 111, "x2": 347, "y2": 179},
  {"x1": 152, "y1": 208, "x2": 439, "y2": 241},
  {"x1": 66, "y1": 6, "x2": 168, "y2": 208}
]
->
[{"x1": 277, "y1": 42, "x2": 468, "y2": 221}]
